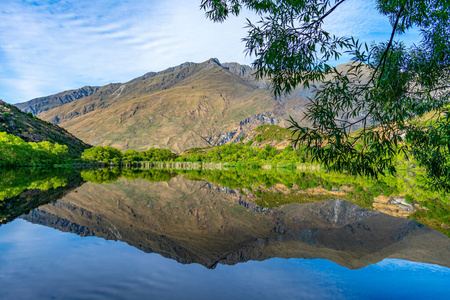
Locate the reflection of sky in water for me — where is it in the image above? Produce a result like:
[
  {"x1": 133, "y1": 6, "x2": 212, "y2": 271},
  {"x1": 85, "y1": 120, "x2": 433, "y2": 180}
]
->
[{"x1": 0, "y1": 219, "x2": 449, "y2": 300}]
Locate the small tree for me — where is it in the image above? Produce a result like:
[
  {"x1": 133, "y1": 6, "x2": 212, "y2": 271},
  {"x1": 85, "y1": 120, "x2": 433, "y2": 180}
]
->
[{"x1": 81, "y1": 146, "x2": 123, "y2": 163}]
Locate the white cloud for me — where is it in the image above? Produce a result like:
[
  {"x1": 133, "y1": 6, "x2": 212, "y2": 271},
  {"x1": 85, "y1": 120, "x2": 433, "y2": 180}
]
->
[
  {"x1": 0, "y1": 0, "x2": 421, "y2": 103},
  {"x1": 0, "y1": 0, "x2": 253, "y2": 103}
]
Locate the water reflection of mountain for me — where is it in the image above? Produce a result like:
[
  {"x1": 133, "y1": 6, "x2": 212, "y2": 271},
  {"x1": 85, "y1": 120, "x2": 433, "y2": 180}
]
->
[
  {"x1": 22, "y1": 176, "x2": 450, "y2": 269},
  {"x1": 0, "y1": 169, "x2": 84, "y2": 225},
  {"x1": 79, "y1": 168, "x2": 450, "y2": 236}
]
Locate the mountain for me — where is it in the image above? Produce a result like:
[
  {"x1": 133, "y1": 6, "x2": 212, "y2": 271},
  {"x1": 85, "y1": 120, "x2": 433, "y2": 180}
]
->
[
  {"x1": 22, "y1": 176, "x2": 450, "y2": 270},
  {"x1": 0, "y1": 100, "x2": 90, "y2": 157},
  {"x1": 15, "y1": 58, "x2": 318, "y2": 152},
  {"x1": 15, "y1": 86, "x2": 103, "y2": 115}
]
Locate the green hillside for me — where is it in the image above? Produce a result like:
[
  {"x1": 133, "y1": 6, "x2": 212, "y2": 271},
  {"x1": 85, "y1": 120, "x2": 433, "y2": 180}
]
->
[{"x1": 0, "y1": 100, "x2": 90, "y2": 157}]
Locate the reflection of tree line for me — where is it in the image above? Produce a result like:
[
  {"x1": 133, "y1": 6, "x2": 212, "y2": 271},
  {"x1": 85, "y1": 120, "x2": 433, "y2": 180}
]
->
[
  {"x1": 0, "y1": 168, "x2": 70, "y2": 201},
  {"x1": 80, "y1": 168, "x2": 178, "y2": 184},
  {"x1": 0, "y1": 169, "x2": 84, "y2": 224},
  {"x1": 1, "y1": 167, "x2": 448, "y2": 236},
  {"x1": 80, "y1": 168, "x2": 447, "y2": 206},
  {"x1": 80, "y1": 168, "x2": 449, "y2": 237}
]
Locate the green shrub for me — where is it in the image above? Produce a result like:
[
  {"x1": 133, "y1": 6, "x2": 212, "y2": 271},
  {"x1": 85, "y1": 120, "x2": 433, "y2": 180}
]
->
[
  {"x1": 0, "y1": 132, "x2": 70, "y2": 167},
  {"x1": 81, "y1": 146, "x2": 123, "y2": 163}
]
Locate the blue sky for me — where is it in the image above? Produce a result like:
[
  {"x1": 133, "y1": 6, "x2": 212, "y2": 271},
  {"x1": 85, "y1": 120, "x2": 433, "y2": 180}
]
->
[{"x1": 0, "y1": 0, "x2": 420, "y2": 104}]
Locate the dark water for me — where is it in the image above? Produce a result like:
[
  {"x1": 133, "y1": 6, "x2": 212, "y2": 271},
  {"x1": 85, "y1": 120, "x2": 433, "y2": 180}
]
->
[{"x1": 0, "y1": 168, "x2": 449, "y2": 299}]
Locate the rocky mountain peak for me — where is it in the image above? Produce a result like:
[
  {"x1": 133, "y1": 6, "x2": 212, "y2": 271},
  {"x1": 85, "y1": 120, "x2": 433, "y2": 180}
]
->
[{"x1": 203, "y1": 57, "x2": 222, "y2": 69}]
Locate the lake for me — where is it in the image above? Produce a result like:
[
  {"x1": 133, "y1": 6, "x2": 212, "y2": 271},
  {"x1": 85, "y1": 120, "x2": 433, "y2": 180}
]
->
[{"x1": 0, "y1": 168, "x2": 449, "y2": 299}]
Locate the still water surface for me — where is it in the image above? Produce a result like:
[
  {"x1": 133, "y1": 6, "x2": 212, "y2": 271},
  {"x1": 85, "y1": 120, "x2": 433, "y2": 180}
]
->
[{"x1": 0, "y1": 168, "x2": 449, "y2": 299}]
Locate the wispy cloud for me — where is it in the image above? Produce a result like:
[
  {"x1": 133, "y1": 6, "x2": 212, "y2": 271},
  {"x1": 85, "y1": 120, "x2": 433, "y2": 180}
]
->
[
  {"x1": 0, "y1": 0, "x2": 254, "y2": 103},
  {"x1": 0, "y1": 0, "x2": 420, "y2": 103},
  {"x1": 324, "y1": 0, "x2": 421, "y2": 62}
]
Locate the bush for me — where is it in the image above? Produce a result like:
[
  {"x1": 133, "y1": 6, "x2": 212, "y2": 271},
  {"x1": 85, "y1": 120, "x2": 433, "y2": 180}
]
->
[
  {"x1": 82, "y1": 145, "x2": 181, "y2": 164},
  {"x1": 81, "y1": 146, "x2": 123, "y2": 163}
]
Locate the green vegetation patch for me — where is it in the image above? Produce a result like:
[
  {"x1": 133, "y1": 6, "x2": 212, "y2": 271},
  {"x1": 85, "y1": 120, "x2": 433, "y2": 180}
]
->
[
  {"x1": 0, "y1": 132, "x2": 71, "y2": 168},
  {"x1": 81, "y1": 146, "x2": 179, "y2": 164},
  {"x1": 0, "y1": 100, "x2": 89, "y2": 157},
  {"x1": 253, "y1": 125, "x2": 293, "y2": 142},
  {"x1": 179, "y1": 142, "x2": 311, "y2": 165}
]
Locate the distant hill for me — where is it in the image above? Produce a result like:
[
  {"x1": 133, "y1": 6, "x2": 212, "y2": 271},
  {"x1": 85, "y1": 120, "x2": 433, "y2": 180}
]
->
[
  {"x1": 15, "y1": 86, "x2": 103, "y2": 116},
  {"x1": 15, "y1": 58, "x2": 355, "y2": 153},
  {"x1": 0, "y1": 100, "x2": 90, "y2": 157}
]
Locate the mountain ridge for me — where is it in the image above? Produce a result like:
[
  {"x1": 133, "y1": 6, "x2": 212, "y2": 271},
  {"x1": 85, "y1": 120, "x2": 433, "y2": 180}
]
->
[
  {"x1": 15, "y1": 58, "x2": 234, "y2": 116},
  {"x1": 14, "y1": 58, "x2": 351, "y2": 152}
]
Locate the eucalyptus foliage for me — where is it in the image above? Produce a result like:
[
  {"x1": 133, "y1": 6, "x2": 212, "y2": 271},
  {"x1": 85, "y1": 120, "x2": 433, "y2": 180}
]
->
[{"x1": 201, "y1": 0, "x2": 450, "y2": 191}]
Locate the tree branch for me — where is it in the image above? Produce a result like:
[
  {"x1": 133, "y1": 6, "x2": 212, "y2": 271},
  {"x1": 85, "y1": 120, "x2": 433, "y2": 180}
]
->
[
  {"x1": 318, "y1": 0, "x2": 347, "y2": 23},
  {"x1": 367, "y1": 6, "x2": 404, "y2": 86},
  {"x1": 292, "y1": 0, "x2": 347, "y2": 31}
]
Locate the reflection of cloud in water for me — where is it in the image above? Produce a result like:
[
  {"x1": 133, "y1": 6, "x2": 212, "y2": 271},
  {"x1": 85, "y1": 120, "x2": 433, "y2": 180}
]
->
[{"x1": 0, "y1": 219, "x2": 448, "y2": 299}]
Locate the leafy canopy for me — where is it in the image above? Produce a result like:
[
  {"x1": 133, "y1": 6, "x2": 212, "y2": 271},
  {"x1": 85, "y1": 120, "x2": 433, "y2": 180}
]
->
[
  {"x1": 0, "y1": 131, "x2": 69, "y2": 167},
  {"x1": 81, "y1": 146, "x2": 179, "y2": 164},
  {"x1": 201, "y1": 0, "x2": 450, "y2": 191}
]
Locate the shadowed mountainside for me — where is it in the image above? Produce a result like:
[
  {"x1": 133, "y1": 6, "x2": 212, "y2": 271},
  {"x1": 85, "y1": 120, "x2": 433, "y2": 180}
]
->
[
  {"x1": 21, "y1": 176, "x2": 450, "y2": 270},
  {"x1": 15, "y1": 86, "x2": 103, "y2": 116},
  {"x1": 0, "y1": 100, "x2": 90, "y2": 157}
]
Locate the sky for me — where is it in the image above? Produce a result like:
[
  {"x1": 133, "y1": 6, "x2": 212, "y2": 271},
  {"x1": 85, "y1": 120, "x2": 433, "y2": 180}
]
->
[{"x1": 0, "y1": 0, "x2": 421, "y2": 104}]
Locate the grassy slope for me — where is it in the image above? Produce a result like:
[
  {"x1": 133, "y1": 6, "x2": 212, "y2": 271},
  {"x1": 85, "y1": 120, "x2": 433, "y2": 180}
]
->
[
  {"x1": 0, "y1": 100, "x2": 90, "y2": 157},
  {"x1": 182, "y1": 124, "x2": 294, "y2": 155}
]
